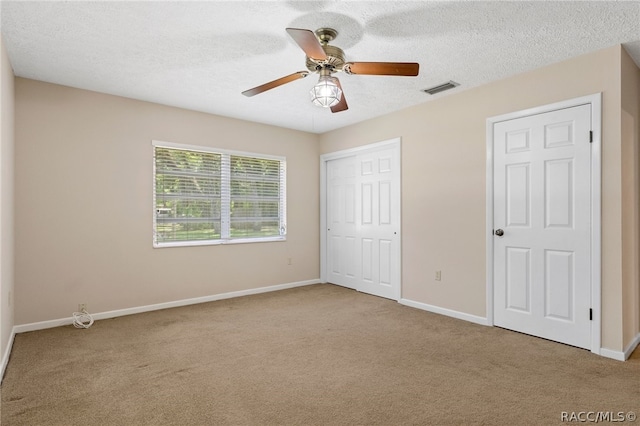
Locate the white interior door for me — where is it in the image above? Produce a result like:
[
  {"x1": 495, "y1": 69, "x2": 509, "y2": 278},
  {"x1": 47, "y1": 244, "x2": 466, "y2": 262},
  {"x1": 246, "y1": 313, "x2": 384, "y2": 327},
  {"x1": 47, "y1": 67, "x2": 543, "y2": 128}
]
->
[
  {"x1": 324, "y1": 141, "x2": 401, "y2": 300},
  {"x1": 493, "y1": 104, "x2": 592, "y2": 349}
]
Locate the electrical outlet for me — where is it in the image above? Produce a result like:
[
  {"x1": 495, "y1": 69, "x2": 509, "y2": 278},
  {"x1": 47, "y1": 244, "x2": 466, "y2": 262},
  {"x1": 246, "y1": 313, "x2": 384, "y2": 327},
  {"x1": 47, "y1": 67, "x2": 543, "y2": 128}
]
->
[
  {"x1": 78, "y1": 303, "x2": 87, "y2": 312},
  {"x1": 435, "y1": 270, "x2": 442, "y2": 281}
]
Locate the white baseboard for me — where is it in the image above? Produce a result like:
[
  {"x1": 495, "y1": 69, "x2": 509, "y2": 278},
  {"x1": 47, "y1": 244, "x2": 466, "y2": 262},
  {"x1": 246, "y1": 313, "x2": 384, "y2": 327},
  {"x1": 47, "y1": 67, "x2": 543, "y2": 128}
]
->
[
  {"x1": 14, "y1": 317, "x2": 75, "y2": 333},
  {"x1": 598, "y1": 333, "x2": 640, "y2": 361},
  {"x1": 1, "y1": 328, "x2": 16, "y2": 384},
  {"x1": 599, "y1": 348, "x2": 626, "y2": 361},
  {"x1": 399, "y1": 298, "x2": 490, "y2": 326},
  {"x1": 14, "y1": 279, "x2": 320, "y2": 334}
]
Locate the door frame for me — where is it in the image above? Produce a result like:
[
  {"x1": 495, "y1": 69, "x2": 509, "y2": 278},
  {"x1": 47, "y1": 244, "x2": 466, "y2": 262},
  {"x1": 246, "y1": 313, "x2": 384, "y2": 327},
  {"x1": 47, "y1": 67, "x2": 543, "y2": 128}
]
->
[
  {"x1": 320, "y1": 137, "x2": 402, "y2": 300},
  {"x1": 485, "y1": 94, "x2": 602, "y2": 355}
]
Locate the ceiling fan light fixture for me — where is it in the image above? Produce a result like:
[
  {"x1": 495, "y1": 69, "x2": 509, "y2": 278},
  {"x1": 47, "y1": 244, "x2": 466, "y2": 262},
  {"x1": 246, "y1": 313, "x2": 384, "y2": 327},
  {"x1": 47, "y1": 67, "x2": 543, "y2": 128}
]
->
[{"x1": 310, "y1": 75, "x2": 342, "y2": 108}]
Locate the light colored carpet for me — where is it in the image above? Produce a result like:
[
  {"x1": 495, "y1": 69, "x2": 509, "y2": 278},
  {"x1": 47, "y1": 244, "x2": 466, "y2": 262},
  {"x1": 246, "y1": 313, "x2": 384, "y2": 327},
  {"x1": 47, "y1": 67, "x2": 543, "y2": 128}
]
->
[{"x1": 1, "y1": 284, "x2": 639, "y2": 425}]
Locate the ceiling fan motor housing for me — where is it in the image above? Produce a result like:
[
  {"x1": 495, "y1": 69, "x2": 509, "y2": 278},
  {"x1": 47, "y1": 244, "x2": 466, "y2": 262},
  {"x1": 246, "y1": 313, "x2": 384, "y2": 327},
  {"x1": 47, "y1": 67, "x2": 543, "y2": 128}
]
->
[{"x1": 306, "y1": 44, "x2": 345, "y2": 72}]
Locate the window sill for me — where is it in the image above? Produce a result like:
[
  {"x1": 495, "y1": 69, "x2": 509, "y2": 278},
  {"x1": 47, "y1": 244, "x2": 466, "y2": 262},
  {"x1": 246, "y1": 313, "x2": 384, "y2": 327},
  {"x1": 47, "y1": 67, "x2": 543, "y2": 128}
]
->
[{"x1": 153, "y1": 236, "x2": 286, "y2": 248}]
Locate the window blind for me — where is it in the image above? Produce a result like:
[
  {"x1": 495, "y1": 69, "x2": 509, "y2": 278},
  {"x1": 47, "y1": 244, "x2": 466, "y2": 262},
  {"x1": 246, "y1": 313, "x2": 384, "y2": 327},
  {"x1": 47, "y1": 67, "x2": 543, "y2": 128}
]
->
[{"x1": 153, "y1": 142, "x2": 286, "y2": 247}]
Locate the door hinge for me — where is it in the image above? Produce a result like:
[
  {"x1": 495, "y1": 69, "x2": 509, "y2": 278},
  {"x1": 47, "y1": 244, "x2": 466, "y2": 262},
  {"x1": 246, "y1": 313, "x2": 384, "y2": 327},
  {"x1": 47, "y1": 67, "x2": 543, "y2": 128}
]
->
[
  {"x1": 589, "y1": 308, "x2": 593, "y2": 321},
  {"x1": 589, "y1": 131, "x2": 593, "y2": 143}
]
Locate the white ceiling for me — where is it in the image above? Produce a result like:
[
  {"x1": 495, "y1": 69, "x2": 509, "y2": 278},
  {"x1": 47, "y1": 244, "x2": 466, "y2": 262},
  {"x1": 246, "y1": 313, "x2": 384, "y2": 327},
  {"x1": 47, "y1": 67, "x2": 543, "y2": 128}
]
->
[{"x1": 1, "y1": 1, "x2": 639, "y2": 134}]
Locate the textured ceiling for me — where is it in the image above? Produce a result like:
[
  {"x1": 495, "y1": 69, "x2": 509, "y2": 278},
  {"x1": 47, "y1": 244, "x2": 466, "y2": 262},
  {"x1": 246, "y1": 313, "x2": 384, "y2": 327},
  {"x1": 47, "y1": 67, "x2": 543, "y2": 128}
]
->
[{"x1": 1, "y1": 1, "x2": 639, "y2": 134}]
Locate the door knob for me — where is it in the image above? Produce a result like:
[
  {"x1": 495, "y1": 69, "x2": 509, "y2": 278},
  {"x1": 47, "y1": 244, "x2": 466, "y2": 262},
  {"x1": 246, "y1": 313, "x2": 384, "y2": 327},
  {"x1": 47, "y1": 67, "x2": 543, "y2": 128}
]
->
[{"x1": 494, "y1": 229, "x2": 504, "y2": 237}]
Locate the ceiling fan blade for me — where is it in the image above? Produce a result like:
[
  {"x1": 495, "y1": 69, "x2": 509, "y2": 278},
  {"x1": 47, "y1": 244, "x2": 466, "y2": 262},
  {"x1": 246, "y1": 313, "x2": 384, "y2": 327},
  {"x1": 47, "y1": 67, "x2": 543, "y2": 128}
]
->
[
  {"x1": 331, "y1": 78, "x2": 348, "y2": 113},
  {"x1": 286, "y1": 28, "x2": 327, "y2": 62},
  {"x1": 242, "y1": 71, "x2": 309, "y2": 97},
  {"x1": 344, "y1": 62, "x2": 419, "y2": 76}
]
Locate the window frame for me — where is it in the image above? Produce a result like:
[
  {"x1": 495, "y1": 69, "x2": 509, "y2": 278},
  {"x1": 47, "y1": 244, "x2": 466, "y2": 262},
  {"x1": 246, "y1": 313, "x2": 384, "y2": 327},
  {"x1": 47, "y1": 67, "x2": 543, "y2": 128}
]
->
[{"x1": 152, "y1": 140, "x2": 286, "y2": 248}]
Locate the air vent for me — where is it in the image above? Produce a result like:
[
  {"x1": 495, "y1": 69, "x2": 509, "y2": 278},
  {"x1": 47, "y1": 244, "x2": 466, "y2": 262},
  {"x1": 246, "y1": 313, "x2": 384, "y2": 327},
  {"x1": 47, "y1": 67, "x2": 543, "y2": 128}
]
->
[{"x1": 423, "y1": 81, "x2": 459, "y2": 95}]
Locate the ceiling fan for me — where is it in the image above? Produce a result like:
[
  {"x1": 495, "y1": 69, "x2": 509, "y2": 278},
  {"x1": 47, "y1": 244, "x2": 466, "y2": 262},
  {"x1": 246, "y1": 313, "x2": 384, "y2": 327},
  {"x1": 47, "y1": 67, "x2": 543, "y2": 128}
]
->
[{"x1": 242, "y1": 27, "x2": 420, "y2": 113}]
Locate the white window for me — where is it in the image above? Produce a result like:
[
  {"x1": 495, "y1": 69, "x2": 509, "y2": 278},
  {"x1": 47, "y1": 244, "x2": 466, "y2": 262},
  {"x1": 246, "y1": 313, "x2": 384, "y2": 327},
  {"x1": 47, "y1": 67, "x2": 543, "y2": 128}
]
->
[{"x1": 153, "y1": 141, "x2": 286, "y2": 247}]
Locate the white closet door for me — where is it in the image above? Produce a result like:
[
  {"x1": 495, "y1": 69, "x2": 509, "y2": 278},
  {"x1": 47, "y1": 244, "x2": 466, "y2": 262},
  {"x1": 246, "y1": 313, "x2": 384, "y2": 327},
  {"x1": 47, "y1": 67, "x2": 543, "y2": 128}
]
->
[
  {"x1": 326, "y1": 155, "x2": 358, "y2": 289},
  {"x1": 326, "y1": 142, "x2": 401, "y2": 300}
]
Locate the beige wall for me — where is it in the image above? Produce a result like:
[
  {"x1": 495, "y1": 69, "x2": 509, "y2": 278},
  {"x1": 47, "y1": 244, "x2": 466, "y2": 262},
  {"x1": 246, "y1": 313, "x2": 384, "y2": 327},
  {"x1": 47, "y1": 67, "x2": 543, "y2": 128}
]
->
[
  {"x1": 1, "y1": 35, "x2": 16, "y2": 360},
  {"x1": 14, "y1": 79, "x2": 320, "y2": 324},
  {"x1": 621, "y1": 47, "x2": 640, "y2": 349},
  {"x1": 319, "y1": 45, "x2": 630, "y2": 351},
  {"x1": 11, "y1": 44, "x2": 640, "y2": 354}
]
